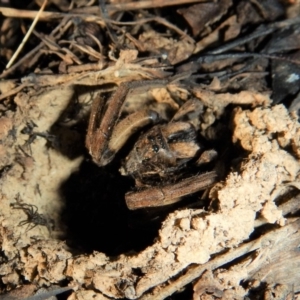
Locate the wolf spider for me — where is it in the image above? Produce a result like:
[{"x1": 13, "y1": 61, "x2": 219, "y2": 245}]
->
[
  {"x1": 86, "y1": 80, "x2": 218, "y2": 209},
  {"x1": 11, "y1": 195, "x2": 54, "y2": 232}
]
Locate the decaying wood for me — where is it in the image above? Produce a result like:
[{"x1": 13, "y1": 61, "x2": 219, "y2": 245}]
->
[{"x1": 142, "y1": 216, "x2": 300, "y2": 300}]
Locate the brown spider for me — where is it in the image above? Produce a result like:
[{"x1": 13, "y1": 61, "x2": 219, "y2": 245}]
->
[
  {"x1": 11, "y1": 196, "x2": 54, "y2": 232},
  {"x1": 86, "y1": 80, "x2": 218, "y2": 209}
]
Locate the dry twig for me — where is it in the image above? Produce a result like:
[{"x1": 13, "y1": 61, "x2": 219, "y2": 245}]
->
[{"x1": 6, "y1": 0, "x2": 48, "y2": 69}]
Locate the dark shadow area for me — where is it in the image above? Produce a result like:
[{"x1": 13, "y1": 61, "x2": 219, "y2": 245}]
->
[
  {"x1": 59, "y1": 158, "x2": 165, "y2": 256},
  {"x1": 165, "y1": 283, "x2": 193, "y2": 300}
]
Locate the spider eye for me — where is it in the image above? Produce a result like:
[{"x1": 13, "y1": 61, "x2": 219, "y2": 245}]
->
[
  {"x1": 147, "y1": 135, "x2": 154, "y2": 142},
  {"x1": 152, "y1": 145, "x2": 159, "y2": 152}
]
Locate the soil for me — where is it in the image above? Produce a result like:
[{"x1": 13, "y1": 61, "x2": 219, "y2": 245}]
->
[{"x1": 0, "y1": 1, "x2": 300, "y2": 299}]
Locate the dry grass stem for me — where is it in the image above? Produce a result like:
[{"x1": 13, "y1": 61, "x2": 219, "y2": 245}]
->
[{"x1": 6, "y1": 0, "x2": 48, "y2": 69}]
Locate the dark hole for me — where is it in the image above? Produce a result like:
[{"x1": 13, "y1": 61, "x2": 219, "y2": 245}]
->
[{"x1": 59, "y1": 159, "x2": 162, "y2": 256}]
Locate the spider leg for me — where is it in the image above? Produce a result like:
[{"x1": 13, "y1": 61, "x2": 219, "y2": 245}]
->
[
  {"x1": 25, "y1": 223, "x2": 37, "y2": 233},
  {"x1": 18, "y1": 220, "x2": 30, "y2": 227},
  {"x1": 125, "y1": 171, "x2": 218, "y2": 209},
  {"x1": 86, "y1": 80, "x2": 168, "y2": 166}
]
